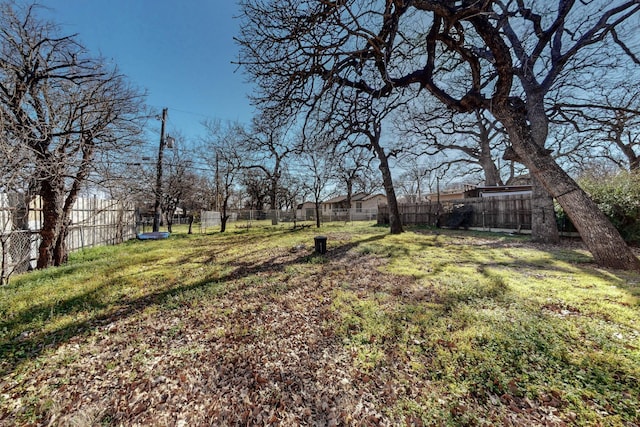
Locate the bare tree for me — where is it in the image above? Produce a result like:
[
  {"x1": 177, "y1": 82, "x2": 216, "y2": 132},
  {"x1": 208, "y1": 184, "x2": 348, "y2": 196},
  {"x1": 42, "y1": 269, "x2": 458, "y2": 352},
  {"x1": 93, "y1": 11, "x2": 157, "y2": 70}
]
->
[
  {"x1": 399, "y1": 103, "x2": 507, "y2": 186},
  {"x1": 239, "y1": 115, "x2": 295, "y2": 224},
  {"x1": 241, "y1": 169, "x2": 269, "y2": 212},
  {"x1": 334, "y1": 143, "x2": 377, "y2": 209},
  {"x1": 159, "y1": 135, "x2": 197, "y2": 233},
  {"x1": 237, "y1": 0, "x2": 640, "y2": 270},
  {"x1": 298, "y1": 143, "x2": 335, "y2": 228},
  {"x1": 396, "y1": 156, "x2": 442, "y2": 204},
  {"x1": 202, "y1": 120, "x2": 245, "y2": 232},
  {"x1": 277, "y1": 172, "x2": 304, "y2": 212},
  {"x1": 553, "y1": 80, "x2": 640, "y2": 171},
  {"x1": 173, "y1": 173, "x2": 212, "y2": 235},
  {"x1": 330, "y1": 92, "x2": 407, "y2": 233},
  {"x1": 0, "y1": 2, "x2": 145, "y2": 268},
  {"x1": 299, "y1": 87, "x2": 409, "y2": 233}
]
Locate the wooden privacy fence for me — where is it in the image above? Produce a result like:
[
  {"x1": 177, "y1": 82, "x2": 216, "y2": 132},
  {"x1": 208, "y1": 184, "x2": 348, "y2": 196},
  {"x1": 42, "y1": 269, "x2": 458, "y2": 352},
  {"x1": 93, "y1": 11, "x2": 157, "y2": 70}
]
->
[
  {"x1": 65, "y1": 197, "x2": 137, "y2": 250},
  {"x1": 1, "y1": 195, "x2": 136, "y2": 282},
  {"x1": 378, "y1": 195, "x2": 532, "y2": 231}
]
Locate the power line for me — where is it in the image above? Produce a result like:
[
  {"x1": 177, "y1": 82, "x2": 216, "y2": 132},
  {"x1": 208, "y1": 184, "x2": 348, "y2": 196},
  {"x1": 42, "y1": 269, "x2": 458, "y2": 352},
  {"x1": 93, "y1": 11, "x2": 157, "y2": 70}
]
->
[{"x1": 147, "y1": 104, "x2": 248, "y2": 127}]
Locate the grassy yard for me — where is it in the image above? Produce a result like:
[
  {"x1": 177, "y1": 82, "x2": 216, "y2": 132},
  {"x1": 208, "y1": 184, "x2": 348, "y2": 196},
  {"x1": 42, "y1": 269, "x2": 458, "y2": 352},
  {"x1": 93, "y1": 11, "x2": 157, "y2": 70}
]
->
[{"x1": 1, "y1": 222, "x2": 639, "y2": 426}]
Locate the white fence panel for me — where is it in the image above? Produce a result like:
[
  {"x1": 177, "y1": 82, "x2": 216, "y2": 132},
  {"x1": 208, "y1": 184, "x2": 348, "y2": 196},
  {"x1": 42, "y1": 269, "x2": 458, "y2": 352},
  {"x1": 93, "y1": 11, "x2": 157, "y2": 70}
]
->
[{"x1": 1, "y1": 194, "x2": 136, "y2": 282}]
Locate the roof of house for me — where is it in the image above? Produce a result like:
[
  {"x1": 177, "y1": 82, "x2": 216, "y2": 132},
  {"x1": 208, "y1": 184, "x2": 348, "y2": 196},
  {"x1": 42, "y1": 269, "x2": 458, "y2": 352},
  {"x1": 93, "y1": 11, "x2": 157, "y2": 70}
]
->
[
  {"x1": 477, "y1": 184, "x2": 532, "y2": 193},
  {"x1": 322, "y1": 192, "x2": 385, "y2": 204},
  {"x1": 296, "y1": 201, "x2": 317, "y2": 209}
]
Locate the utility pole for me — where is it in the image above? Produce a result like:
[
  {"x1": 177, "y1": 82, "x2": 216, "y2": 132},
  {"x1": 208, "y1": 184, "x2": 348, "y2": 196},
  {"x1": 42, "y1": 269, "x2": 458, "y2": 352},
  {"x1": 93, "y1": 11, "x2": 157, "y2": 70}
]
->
[
  {"x1": 153, "y1": 108, "x2": 168, "y2": 232},
  {"x1": 215, "y1": 150, "x2": 220, "y2": 212},
  {"x1": 436, "y1": 175, "x2": 441, "y2": 228}
]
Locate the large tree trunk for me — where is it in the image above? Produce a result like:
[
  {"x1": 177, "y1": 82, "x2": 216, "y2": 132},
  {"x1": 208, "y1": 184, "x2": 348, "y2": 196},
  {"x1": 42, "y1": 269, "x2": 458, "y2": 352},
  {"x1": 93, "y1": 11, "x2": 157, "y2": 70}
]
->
[
  {"x1": 37, "y1": 181, "x2": 63, "y2": 269},
  {"x1": 503, "y1": 145, "x2": 559, "y2": 244},
  {"x1": 372, "y1": 144, "x2": 403, "y2": 234},
  {"x1": 479, "y1": 152, "x2": 502, "y2": 187},
  {"x1": 53, "y1": 223, "x2": 70, "y2": 266},
  {"x1": 530, "y1": 176, "x2": 560, "y2": 243},
  {"x1": 523, "y1": 92, "x2": 560, "y2": 244},
  {"x1": 477, "y1": 117, "x2": 503, "y2": 187},
  {"x1": 51, "y1": 190, "x2": 80, "y2": 267},
  {"x1": 53, "y1": 148, "x2": 94, "y2": 266},
  {"x1": 497, "y1": 103, "x2": 640, "y2": 270}
]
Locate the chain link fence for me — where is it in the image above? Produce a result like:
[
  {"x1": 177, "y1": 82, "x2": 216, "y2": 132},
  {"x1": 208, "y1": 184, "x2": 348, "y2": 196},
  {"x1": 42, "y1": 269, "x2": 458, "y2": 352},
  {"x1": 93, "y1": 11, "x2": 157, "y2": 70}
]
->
[
  {"x1": 0, "y1": 230, "x2": 35, "y2": 285},
  {"x1": 195, "y1": 208, "x2": 379, "y2": 232},
  {"x1": 1, "y1": 195, "x2": 136, "y2": 284}
]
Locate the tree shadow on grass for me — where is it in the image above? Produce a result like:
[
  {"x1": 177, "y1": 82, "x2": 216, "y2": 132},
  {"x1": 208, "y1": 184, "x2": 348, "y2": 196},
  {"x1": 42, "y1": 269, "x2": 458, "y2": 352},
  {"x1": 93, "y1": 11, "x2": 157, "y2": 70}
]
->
[
  {"x1": 3, "y1": 228, "x2": 639, "y2": 425},
  {"x1": 3, "y1": 227, "x2": 637, "y2": 378},
  {"x1": 0, "y1": 232, "x2": 387, "y2": 378}
]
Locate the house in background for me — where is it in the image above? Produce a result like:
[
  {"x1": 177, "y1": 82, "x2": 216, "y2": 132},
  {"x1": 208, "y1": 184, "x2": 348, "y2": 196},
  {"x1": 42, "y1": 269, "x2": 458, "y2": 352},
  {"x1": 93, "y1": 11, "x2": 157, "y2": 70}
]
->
[
  {"x1": 476, "y1": 175, "x2": 532, "y2": 198},
  {"x1": 295, "y1": 201, "x2": 317, "y2": 220},
  {"x1": 426, "y1": 184, "x2": 477, "y2": 202},
  {"x1": 321, "y1": 192, "x2": 386, "y2": 221},
  {"x1": 424, "y1": 176, "x2": 533, "y2": 202},
  {"x1": 476, "y1": 184, "x2": 532, "y2": 198}
]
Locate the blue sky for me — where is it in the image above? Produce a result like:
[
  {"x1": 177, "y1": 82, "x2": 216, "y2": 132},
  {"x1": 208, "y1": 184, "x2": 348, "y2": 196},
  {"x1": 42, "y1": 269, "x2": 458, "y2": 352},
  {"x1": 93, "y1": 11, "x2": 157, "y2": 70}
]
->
[{"x1": 41, "y1": 1, "x2": 256, "y2": 142}]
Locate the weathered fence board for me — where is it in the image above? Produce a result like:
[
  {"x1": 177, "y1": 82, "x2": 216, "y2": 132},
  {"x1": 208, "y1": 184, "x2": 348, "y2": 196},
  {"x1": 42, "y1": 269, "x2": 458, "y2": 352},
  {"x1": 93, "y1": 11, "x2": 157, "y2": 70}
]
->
[
  {"x1": 1, "y1": 195, "x2": 136, "y2": 282},
  {"x1": 378, "y1": 196, "x2": 532, "y2": 230}
]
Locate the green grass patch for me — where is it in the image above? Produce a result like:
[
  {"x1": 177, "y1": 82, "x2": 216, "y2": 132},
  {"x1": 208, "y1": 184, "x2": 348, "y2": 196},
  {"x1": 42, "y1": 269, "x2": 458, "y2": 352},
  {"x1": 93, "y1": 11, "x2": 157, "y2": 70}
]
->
[
  {"x1": 1, "y1": 223, "x2": 639, "y2": 425},
  {"x1": 331, "y1": 228, "x2": 640, "y2": 424}
]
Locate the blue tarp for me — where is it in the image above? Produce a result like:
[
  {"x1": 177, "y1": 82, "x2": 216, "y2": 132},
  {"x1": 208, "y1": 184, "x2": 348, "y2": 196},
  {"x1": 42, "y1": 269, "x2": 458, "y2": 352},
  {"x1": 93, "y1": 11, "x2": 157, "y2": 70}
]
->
[{"x1": 137, "y1": 232, "x2": 170, "y2": 240}]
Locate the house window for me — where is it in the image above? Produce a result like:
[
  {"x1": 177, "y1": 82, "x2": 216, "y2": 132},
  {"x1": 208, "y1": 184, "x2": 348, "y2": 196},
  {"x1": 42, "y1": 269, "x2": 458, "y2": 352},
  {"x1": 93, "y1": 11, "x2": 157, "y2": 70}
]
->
[{"x1": 356, "y1": 202, "x2": 362, "y2": 213}]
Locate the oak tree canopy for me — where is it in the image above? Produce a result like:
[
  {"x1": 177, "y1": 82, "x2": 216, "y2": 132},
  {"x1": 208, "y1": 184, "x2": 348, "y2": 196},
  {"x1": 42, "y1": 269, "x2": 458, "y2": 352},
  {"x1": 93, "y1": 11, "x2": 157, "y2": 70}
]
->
[{"x1": 237, "y1": 0, "x2": 640, "y2": 270}]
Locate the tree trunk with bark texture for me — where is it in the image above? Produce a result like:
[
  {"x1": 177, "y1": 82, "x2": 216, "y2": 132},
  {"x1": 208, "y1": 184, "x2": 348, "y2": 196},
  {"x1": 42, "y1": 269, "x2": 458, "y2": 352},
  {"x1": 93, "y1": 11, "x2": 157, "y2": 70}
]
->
[
  {"x1": 346, "y1": 179, "x2": 353, "y2": 211},
  {"x1": 37, "y1": 180, "x2": 63, "y2": 269},
  {"x1": 496, "y1": 102, "x2": 640, "y2": 270},
  {"x1": 372, "y1": 144, "x2": 403, "y2": 234},
  {"x1": 220, "y1": 195, "x2": 231, "y2": 233},
  {"x1": 479, "y1": 152, "x2": 502, "y2": 187},
  {"x1": 315, "y1": 203, "x2": 321, "y2": 229},
  {"x1": 530, "y1": 176, "x2": 560, "y2": 243},
  {"x1": 478, "y1": 122, "x2": 503, "y2": 187},
  {"x1": 188, "y1": 215, "x2": 194, "y2": 234},
  {"x1": 53, "y1": 223, "x2": 69, "y2": 266}
]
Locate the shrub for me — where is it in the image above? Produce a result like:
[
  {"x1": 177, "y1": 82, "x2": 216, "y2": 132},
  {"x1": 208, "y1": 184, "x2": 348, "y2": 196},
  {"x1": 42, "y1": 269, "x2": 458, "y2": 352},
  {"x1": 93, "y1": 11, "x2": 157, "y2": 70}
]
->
[{"x1": 577, "y1": 170, "x2": 640, "y2": 243}]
